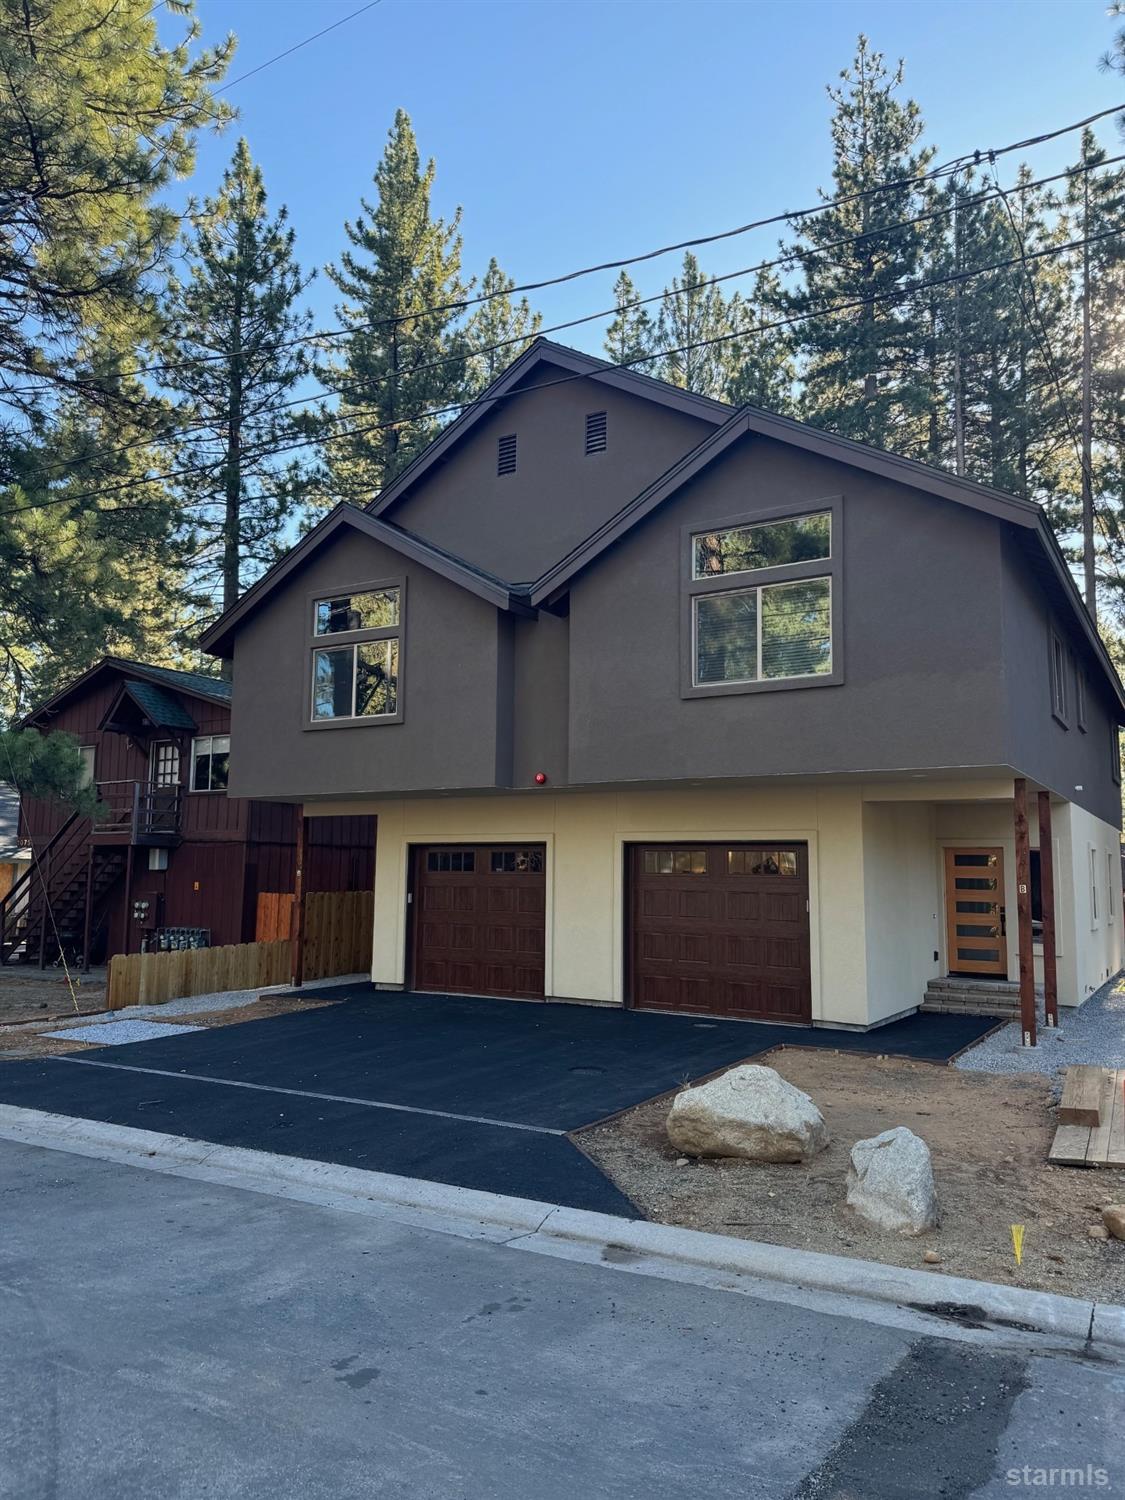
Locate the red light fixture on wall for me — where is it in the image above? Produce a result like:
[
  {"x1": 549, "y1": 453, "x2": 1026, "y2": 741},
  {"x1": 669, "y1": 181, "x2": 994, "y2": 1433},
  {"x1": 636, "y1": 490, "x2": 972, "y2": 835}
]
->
[{"x1": 534, "y1": 771, "x2": 548, "y2": 785}]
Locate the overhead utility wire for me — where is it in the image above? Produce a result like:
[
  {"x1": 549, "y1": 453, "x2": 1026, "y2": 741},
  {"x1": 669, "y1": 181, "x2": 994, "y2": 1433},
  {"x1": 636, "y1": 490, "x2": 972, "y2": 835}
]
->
[
  {"x1": 11, "y1": 151, "x2": 1123, "y2": 490},
  {"x1": 4, "y1": 222, "x2": 1122, "y2": 521}
]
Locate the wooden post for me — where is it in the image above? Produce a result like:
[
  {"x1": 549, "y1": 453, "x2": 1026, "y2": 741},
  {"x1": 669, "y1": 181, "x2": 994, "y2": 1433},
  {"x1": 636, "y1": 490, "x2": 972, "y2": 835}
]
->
[
  {"x1": 291, "y1": 807, "x2": 306, "y2": 989},
  {"x1": 120, "y1": 842, "x2": 135, "y2": 959},
  {"x1": 36, "y1": 845, "x2": 50, "y2": 970},
  {"x1": 82, "y1": 848, "x2": 95, "y2": 974},
  {"x1": 1014, "y1": 778, "x2": 1037, "y2": 1047},
  {"x1": 1037, "y1": 791, "x2": 1059, "y2": 1030}
]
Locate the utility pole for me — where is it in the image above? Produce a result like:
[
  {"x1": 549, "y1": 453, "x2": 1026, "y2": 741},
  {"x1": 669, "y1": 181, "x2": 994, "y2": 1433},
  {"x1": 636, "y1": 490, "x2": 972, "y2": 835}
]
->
[{"x1": 1081, "y1": 164, "x2": 1096, "y2": 622}]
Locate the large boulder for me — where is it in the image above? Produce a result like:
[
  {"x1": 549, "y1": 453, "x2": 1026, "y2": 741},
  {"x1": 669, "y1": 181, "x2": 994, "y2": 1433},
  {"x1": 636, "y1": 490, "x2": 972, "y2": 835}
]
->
[
  {"x1": 846, "y1": 1126, "x2": 939, "y2": 1235},
  {"x1": 666, "y1": 1064, "x2": 829, "y2": 1162}
]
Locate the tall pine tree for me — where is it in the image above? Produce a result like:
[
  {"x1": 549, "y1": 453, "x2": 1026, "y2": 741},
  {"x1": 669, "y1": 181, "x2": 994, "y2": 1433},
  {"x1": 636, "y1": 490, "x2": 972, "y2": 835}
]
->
[
  {"x1": 463, "y1": 258, "x2": 541, "y2": 394},
  {"x1": 0, "y1": 0, "x2": 233, "y2": 718},
  {"x1": 604, "y1": 271, "x2": 657, "y2": 367},
  {"x1": 323, "y1": 111, "x2": 467, "y2": 495},
  {"x1": 162, "y1": 139, "x2": 322, "y2": 615},
  {"x1": 788, "y1": 36, "x2": 934, "y2": 452},
  {"x1": 654, "y1": 252, "x2": 732, "y2": 399},
  {"x1": 722, "y1": 268, "x2": 796, "y2": 412}
]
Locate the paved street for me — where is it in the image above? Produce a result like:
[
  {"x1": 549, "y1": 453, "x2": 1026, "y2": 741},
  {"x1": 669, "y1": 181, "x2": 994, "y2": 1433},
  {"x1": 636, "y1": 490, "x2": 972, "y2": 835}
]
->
[{"x1": 0, "y1": 1142, "x2": 1121, "y2": 1499}]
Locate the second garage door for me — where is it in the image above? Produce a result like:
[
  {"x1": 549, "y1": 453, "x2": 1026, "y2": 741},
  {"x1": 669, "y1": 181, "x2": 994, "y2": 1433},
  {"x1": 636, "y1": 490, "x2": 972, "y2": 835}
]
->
[
  {"x1": 629, "y1": 843, "x2": 811, "y2": 1022},
  {"x1": 411, "y1": 844, "x2": 546, "y2": 1000}
]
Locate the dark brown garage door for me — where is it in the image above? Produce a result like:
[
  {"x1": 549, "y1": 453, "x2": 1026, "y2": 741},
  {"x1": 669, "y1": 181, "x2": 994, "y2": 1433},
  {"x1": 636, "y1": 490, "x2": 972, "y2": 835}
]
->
[
  {"x1": 411, "y1": 845, "x2": 546, "y2": 1000},
  {"x1": 629, "y1": 843, "x2": 811, "y2": 1022}
]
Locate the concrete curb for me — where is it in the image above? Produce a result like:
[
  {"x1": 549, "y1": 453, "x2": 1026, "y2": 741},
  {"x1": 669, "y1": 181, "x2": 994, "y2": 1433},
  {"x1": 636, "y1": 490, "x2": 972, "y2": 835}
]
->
[{"x1": 0, "y1": 1104, "x2": 1120, "y2": 1352}]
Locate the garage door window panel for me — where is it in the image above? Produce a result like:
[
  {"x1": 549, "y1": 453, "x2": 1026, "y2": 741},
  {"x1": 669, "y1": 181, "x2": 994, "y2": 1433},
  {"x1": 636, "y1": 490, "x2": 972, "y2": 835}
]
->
[
  {"x1": 683, "y1": 500, "x2": 841, "y2": 699},
  {"x1": 308, "y1": 581, "x2": 403, "y2": 727}
]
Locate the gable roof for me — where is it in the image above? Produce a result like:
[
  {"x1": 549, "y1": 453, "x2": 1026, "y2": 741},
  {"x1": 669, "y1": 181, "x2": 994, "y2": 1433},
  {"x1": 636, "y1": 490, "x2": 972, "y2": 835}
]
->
[
  {"x1": 199, "y1": 503, "x2": 533, "y2": 657},
  {"x1": 365, "y1": 338, "x2": 732, "y2": 522},
  {"x1": 21, "y1": 656, "x2": 231, "y2": 729},
  {"x1": 526, "y1": 404, "x2": 1125, "y2": 714},
  {"x1": 99, "y1": 679, "x2": 199, "y2": 734}
]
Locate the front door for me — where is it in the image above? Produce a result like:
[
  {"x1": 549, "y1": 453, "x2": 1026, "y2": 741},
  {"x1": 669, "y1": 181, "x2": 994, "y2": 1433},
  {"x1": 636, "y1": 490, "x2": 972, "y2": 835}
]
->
[{"x1": 944, "y1": 847, "x2": 1007, "y2": 976}]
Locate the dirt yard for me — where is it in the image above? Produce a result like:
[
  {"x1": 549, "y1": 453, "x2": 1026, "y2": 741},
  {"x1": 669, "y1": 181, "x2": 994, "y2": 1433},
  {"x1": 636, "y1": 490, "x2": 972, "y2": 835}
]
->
[
  {"x1": 578, "y1": 1047, "x2": 1125, "y2": 1301},
  {"x1": 0, "y1": 990, "x2": 340, "y2": 1058},
  {"x1": 0, "y1": 967, "x2": 107, "y2": 1023}
]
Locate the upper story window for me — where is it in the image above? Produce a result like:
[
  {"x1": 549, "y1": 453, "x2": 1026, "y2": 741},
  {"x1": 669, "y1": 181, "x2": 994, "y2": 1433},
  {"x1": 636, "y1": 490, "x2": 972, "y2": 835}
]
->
[
  {"x1": 683, "y1": 505, "x2": 840, "y2": 698},
  {"x1": 1075, "y1": 662, "x2": 1088, "y2": 732},
  {"x1": 497, "y1": 433, "x2": 517, "y2": 475},
  {"x1": 1112, "y1": 725, "x2": 1121, "y2": 786},
  {"x1": 78, "y1": 745, "x2": 96, "y2": 788},
  {"x1": 585, "y1": 411, "x2": 607, "y2": 455},
  {"x1": 309, "y1": 583, "x2": 402, "y2": 727},
  {"x1": 1050, "y1": 629, "x2": 1068, "y2": 726},
  {"x1": 191, "y1": 735, "x2": 229, "y2": 792}
]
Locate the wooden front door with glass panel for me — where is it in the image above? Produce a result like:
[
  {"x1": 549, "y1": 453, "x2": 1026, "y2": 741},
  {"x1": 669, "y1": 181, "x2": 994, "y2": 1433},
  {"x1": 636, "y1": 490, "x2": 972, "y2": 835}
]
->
[{"x1": 944, "y1": 847, "x2": 1007, "y2": 976}]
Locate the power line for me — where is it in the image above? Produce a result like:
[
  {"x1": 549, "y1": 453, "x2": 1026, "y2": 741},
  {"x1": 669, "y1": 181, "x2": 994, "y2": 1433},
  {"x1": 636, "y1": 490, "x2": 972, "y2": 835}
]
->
[
  {"x1": 4, "y1": 222, "x2": 1122, "y2": 521},
  {"x1": 11, "y1": 95, "x2": 1115, "y2": 395},
  {"x1": 214, "y1": 0, "x2": 384, "y2": 94},
  {"x1": 11, "y1": 151, "x2": 1123, "y2": 490}
]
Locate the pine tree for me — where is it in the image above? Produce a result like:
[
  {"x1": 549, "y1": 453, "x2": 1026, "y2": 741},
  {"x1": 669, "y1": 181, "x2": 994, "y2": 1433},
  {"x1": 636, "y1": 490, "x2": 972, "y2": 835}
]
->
[
  {"x1": 0, "y1": 0, "x2": 233, "y2": 717},
  {"x1": 722, "y1": 269, "x2": 796, "y2": 412},
  {"x1": 655, "y1": 252, "x2": 732, "y2": 399},
  {"x1": 787, "y1": 36, "x2": 935, "y2": 452},
  {"x1": 323, "y1": 110, "x2": 468, "y2": 495},
  {"x1": 604, "y1": 271, "x2": 657, "y2": 367},
  {"x1": 162, "y1": 140, "x2": 322, "y2": 615},
  {"x1": 463, "y1": 258, "x2": 541, "y2": 394}
]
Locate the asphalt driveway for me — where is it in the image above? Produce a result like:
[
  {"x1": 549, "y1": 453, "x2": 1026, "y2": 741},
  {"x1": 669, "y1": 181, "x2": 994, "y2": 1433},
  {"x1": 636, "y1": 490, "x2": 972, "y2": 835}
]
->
[{"x1": 0, "y1": 986, "x2": 997, "y2": 1214}]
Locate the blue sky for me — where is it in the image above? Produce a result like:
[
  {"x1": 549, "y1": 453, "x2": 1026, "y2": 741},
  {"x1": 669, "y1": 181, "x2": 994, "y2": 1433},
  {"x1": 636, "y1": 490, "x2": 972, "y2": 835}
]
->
[{"x1": 164, "y1": 0, "x2": 1125, "y2": 356}]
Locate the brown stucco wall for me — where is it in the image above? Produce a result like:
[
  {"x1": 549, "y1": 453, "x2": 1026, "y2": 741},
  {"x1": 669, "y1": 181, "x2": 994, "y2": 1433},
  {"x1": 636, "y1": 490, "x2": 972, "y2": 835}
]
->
[
  {"x1": 228, "y1": 526, "x2": 505, "y2": 801},
  {"x1": 379, "y1": 362, "x2": 717, "y2": 582}
]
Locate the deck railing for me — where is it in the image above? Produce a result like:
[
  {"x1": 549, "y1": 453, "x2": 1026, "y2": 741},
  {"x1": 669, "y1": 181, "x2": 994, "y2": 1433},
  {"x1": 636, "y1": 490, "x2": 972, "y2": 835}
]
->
[{"x1": 92, "y1": 780, "x2": 181, "y2": 841}]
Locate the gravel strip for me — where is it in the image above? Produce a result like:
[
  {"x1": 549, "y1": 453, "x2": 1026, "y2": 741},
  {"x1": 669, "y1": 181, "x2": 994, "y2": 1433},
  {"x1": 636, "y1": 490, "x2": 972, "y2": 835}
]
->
[
  {"x1": 954, "y1": 975, "x2": 1125, "y2": 1086},
  {"x1": 54, "y1": 972, "x2": 371, "y2": 1027},
  {"x1": 46, "y1": 1020, "x2": 204, "y2": 1045}
]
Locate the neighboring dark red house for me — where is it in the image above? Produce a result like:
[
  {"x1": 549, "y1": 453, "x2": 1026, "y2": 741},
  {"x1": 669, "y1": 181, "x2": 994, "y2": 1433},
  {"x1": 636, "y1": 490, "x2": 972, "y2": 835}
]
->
[{"x1": 3, "y1": 657, "x2": 374, "y2": 967}]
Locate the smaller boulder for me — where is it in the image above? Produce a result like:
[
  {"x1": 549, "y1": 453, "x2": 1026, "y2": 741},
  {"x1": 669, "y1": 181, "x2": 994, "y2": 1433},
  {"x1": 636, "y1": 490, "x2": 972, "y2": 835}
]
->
[
  {"x1": 846, "y1": 1127, "x2": 939, "y2": 1235},
  {"x1": 1101, "y1": 1205, "x2": 1125, "y2": 1241},
  {"x1": 666, "y1": 1064, "x2": 829, "y2": 1162},
  {"x1": 1088, "y1": 1223, "x2": 1110, "y2": 1241}
]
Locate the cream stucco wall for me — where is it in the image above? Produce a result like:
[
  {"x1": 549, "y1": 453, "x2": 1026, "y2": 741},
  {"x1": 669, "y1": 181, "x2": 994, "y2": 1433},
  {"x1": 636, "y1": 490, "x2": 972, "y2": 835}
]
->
[
  {"x1": 307, "y1": 780, "x2": 1121, "y2": 1026},
  {"x1": 861, "y1": 801, "x2": 941, "y2": 1025},
  {"x1": 355, "y1": 785, "x2": 869, "y2": 1024}
]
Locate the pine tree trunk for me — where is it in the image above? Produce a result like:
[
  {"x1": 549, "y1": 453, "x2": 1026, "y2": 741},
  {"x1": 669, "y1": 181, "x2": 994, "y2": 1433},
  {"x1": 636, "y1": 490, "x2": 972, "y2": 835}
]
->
[{"x1": 1081, "y1": 170, "x2": 1096, "y2": 620}]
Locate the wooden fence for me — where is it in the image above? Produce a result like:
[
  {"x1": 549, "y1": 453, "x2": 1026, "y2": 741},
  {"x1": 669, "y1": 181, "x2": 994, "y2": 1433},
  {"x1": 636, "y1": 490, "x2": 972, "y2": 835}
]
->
[
  {"x1": 107, "y1": 940, "x2": 292, "y2": 1011},
  {"x1": 107, "y1": 890, "x2": 375, "y2": 1009}
]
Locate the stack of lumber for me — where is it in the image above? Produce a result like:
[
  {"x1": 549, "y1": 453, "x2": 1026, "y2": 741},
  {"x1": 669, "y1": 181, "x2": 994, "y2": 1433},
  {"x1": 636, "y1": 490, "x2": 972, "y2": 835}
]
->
[{"x1": 1048, "y1": 1065, "x2": 1125, "y2": 1167}]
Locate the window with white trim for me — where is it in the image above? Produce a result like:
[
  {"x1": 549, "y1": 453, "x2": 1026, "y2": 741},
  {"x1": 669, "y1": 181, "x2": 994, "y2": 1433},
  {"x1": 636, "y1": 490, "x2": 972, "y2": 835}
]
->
[
  {"x1": 310, "y1": 585, "x2": 401, "y2": 724},
  {"x1": 685, "y1": 509, "x2": 836, "y2": 693},
  {"x1": 150, "y1": 741, "x2": 180, "y2": 787},
  {"x1": 191, "y1": 735, "x2": 229, "y2": 792},
  {"x1": 78, "y1": 745, "x2": 96, "y2": 788}
]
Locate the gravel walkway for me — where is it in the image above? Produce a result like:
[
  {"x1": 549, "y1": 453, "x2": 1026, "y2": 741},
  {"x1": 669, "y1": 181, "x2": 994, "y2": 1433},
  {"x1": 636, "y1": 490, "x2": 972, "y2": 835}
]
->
[
  {"x1": 954, "y1": 975, "x2": 1125, "y2": 1085},
  {"x1": 59, "y1": 972, "x2": 370, "y2": 1026},
  {"x1": 45, "y1": 1020, "x2": 204, "y2": 1045}
]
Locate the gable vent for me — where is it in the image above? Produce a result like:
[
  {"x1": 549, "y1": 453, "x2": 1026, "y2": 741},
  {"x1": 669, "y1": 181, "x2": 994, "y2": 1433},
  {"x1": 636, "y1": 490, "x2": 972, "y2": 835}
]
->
[
  {"x1": 497, "y1": 433, "x2": 517, "y2": 475},
  {"x1": 585, "y1": 410, "x2": 608, "y2": 454}
]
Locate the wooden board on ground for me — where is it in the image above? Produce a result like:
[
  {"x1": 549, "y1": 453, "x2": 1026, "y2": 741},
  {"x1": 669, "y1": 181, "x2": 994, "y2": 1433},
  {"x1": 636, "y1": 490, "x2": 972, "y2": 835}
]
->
[
  {"x1": 1048, "y1": 1068, "x2": 1125, "y2": 1167},
  {"x1": 1058, "y1": 1064, "x2": 1106, "y2": 1126}
]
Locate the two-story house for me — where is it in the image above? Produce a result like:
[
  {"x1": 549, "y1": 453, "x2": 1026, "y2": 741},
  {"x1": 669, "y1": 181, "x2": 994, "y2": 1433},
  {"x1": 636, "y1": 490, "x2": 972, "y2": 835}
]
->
[
  {"x1": 6, "y1": 658, "x2": 374, "y2": 967},
  {"x1": 199, "y1": 339, "x2": 1125, "y2": 1031}
]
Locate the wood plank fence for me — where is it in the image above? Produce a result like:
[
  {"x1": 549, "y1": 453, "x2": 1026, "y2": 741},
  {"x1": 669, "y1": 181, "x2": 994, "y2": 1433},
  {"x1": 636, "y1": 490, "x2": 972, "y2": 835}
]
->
[{"x1": 108, "y1": 890, "x2": 374, "y2": 1009}]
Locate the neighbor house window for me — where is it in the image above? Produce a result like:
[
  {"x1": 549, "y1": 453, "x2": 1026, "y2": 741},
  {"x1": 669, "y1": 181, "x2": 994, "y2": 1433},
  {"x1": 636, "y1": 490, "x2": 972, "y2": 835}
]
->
[
  {"x1": 150, "y1": 741, "x2": 180, "y2": 787},
  {"x1": 1075, "y1": 663, "x2": 1088, "y2": 731},
  {"x1": 78, "y1": 745, "x2": 96, "y2": 788},
  {"x1": 1113, "y1": 725, "x2": 1121, "y2": 786},
  {"x1": 684, "y1": 506, "x2": 839, "y2": 698},
  {"x1": 310, "y1": 584, "x2": 401, "y2": 725},
  {"x1": 1050, "y1": 629, "x2": 1068, "y2": 726},
  {"x1": 191, "y1": 735, "x2": 229, "y2": 792}
]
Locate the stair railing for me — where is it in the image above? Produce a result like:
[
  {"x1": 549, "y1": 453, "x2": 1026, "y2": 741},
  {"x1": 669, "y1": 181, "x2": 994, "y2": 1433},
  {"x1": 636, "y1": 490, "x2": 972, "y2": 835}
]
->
[{"x1": 0, "y1": 810, "x2": 88, "y2": 966}]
